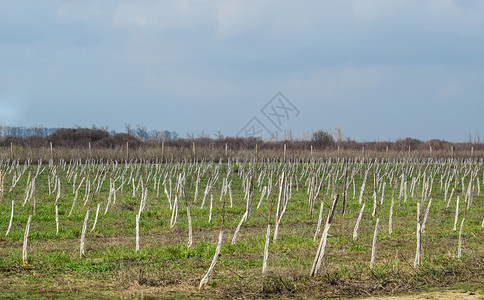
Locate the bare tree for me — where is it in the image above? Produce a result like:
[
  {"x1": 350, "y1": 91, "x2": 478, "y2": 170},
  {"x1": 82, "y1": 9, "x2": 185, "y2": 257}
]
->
[
  {"x1": 158, "y1": 129, "x2": 167, "y2": 141},
  {"x1": 124, "y1": 123, "x2": 134, "y2": 135},
  {"x1": 335, "y1": 127, "x2": 343, "y2": 144},
  {"x1": 214, "y1": 130, "x2": 224, "y2": 140},
  {"x1": 197, "y1": 130, "x2": 210, "y2": 138},
  {"x1": 136, "y1": 124, "x2": 148, "y2": 140}
]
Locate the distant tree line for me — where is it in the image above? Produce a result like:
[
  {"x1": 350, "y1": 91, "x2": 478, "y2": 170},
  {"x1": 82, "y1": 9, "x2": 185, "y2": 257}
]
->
[
  {"x1": 0, "y1": 127, "x2": 482, "y2": 153},
  {"x1": 122, "y1": 124, "x2": 179, "y2": 140},
  {"x1": 0, "y1": 124, "x2": 179, "y2": 146},
  {"x1": 0, "y1": 125, "x2": 59, "y2": 137}
]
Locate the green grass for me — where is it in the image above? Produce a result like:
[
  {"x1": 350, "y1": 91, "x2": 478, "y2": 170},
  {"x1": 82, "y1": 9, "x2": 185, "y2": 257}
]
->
[{"x1": 0, "y1": 160, "x2": 482, "y2": 299}]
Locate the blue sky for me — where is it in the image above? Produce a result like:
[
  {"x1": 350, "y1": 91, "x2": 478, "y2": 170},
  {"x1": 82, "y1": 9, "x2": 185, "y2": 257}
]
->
[{"x1": 1, "y1": 0, "x2": 483, "y2": 141}]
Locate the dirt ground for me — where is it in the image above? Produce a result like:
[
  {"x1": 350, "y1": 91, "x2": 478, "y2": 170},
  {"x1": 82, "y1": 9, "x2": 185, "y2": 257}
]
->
[{"x1": 360, "y1": 290, "x2": 483, "y2": 300}]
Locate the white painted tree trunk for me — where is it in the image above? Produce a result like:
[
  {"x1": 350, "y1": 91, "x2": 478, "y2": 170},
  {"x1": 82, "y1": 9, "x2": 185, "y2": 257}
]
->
[
  {"x1": 104, "y1": 182, "x2": 113, "y2": 215},
  {"x1": 370, "y1": 218, "x2": 379, "y2": 269},
  {"x1": 229, "y1": 185, "x2": 233, "y2": 208},
  {"x1": 311, "y1": 223, "x2": 331, "y2": 276},
  {"x1": 372, "y1": 189, "x2": 377, "y2": 217},
  {"x1": 69, "y1": 177, "x2": 85, "y2": 216},
  {"x1": 453, "y1": 196, "x2": 460, "y2": 231},
  {"x1": 257, "y1": 186, "x2": 267, "y2": 209},
  {"x1": 231, "y1": 211, "x2": 248, "y2": 245},
  {"x1": 187, "y1": 205, "x2": 193, "y2": 248},
  {"x1": 313, "y1": 196, "x2": 324, "y2": 241},
  {"x1": 193, "y1": 178, "x2": 199, "y2": 203},
  {"x1": 135, "y1": 213, "x2": 140, "y2": 252},
  {"x1": 201, "y1": 181, "x2": 210, "y2": 208},
  {"x1": 262, "y1": 224, "x2": 270, "y2": 274},
  {"x1": 170, "y1": 194, "x2": 178, "y2": 228},
  {"x1": 5, "y1": 199, "x2": 14, "y2": 236},
  {"x1": 23, "y1": 214, "x2": 32, "y2": 265},
  {"x1": 208, "y1": 194, "x2": 213, "y2": 223},
  {"x1": 199, "y1": 230, "x2": 223, "y2": 289},
  {"x1": 414, "y1": 204, "x2": 421, "y2": 268},
  {"x1": 421, "y1": 198, "x2": 432, "y2": 233},
  {"x1": 91, "y1": 203, "x2": 100, "y2": 232},
  {"x1": 389, "y1": 197, "x2": 394, "y2": 235},
  {"x1": 311, "y1": 194, "x2": 338, "y2": 276},
  {"x1": 69, "y1": 190, "x2": 78, "y2": 217},
  {"x1": 353, "y1": 203, "x2": 365, "y2": 240},
  {"x1": 80, "y1": 209, "x2": 90, "y2": 257},
  {"x1": 55, "y1": 177, "x2": 61, "y2": 205},
  {"x1": 457, "y1": 218, "x2": 465, "y2": 259},
  {"x1": 358, "y1": 171, "x2": 368, "y2": 204},
  {"x1": 447, "y1": 187, "x2": 455, "y2": 208},
  {"x1": 55, "y1": 204, "x2": 59, "y2": 235}
]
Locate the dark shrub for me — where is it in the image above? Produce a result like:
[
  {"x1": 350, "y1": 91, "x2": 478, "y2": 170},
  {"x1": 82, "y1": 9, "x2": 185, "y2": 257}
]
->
[
  {"x1": 312, "y1": 130, "x2": 334, "y2": 149},
  {"x1": 49, "y1": 128, "x2": 110, "y2": 147},
  {"x1": 0, "y1": 135, "x2": 24, "y2": 146}
]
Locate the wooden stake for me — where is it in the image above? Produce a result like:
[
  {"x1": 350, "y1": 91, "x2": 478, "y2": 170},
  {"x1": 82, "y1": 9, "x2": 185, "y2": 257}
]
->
[{"x1": 126, "y1": 142, "x2": 129, "y2": 161}]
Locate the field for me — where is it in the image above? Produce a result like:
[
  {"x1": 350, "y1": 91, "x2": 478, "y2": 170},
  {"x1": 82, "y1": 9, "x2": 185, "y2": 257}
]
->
[{"x1": 0, "y1": 157, "x2": 483, "y2": 299}]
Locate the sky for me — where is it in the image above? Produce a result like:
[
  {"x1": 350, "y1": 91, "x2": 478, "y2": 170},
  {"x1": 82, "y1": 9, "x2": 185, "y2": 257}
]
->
[{"x1": 0, "y1": 0, "x2": 483, "y2": 142}]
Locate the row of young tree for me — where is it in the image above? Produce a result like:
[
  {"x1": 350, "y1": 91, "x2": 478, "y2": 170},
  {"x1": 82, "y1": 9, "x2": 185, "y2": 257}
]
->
[{"x1": 0, "y1": 127, "x2": 482, "y2": 152}]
